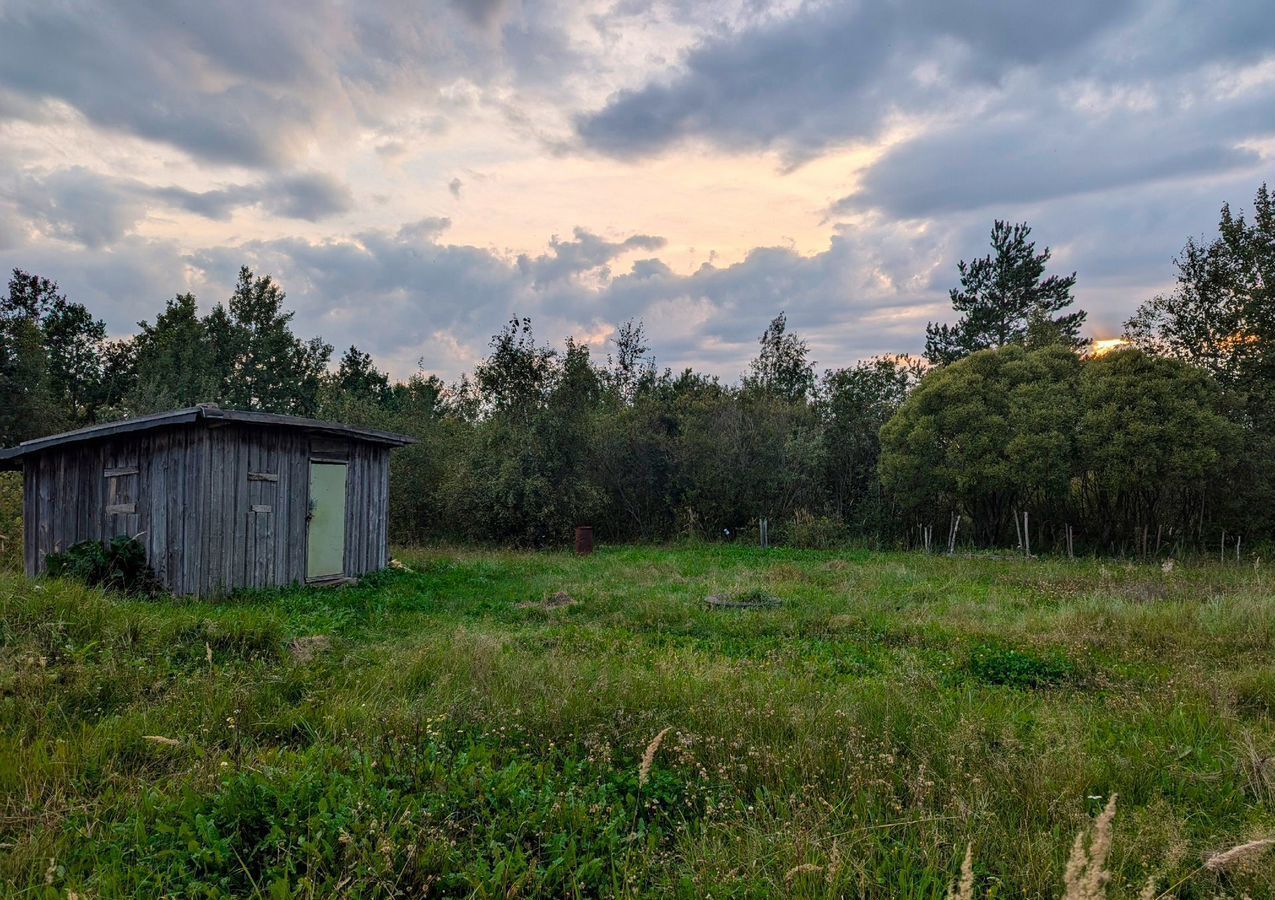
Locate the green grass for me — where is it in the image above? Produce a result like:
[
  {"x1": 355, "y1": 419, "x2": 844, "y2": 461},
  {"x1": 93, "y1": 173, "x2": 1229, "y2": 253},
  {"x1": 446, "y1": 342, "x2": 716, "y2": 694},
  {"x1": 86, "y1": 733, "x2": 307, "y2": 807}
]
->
[{"x1": 2, "y1": 545, "x2": 1274, "y2": 897}]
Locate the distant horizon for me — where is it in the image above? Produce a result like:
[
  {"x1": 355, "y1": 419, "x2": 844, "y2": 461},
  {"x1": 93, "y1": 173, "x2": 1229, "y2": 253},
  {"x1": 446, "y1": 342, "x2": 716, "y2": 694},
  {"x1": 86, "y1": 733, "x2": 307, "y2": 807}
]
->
[{"x1": 1, "y1": 0, "x2": 1271, "y2": 381}]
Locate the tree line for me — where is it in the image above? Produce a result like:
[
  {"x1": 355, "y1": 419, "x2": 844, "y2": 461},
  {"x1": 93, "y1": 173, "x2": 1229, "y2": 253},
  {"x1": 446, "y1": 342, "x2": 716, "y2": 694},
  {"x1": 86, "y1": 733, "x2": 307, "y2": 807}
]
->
[{"x1": 2, "y1": 185, "x2": 1272, "y2": 555}]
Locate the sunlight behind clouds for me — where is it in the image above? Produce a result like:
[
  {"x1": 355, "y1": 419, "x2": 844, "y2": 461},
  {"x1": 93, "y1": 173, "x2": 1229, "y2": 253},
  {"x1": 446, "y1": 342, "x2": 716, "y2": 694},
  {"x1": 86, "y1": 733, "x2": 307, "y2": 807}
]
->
[{"x1": 0, "y1": 0, "x2": 1271, "y2": 379}]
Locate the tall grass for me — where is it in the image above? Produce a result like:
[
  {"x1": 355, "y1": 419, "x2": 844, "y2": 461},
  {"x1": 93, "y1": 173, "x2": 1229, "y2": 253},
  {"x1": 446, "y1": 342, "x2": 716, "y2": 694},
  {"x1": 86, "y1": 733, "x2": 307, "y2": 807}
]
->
[{"x1": 1, "y1": 546, "x2": 1273, "y2": 896}]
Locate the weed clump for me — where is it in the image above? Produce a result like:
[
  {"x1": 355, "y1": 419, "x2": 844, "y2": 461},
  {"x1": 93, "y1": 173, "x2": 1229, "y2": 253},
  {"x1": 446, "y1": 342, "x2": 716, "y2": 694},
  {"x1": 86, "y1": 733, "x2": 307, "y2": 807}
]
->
[
  {"x1": 45, "y1": 535, "x2": 162, "y2": 597},
  {"x1": 967, "y1": 641, "x2": 1075, "y2": 688}
]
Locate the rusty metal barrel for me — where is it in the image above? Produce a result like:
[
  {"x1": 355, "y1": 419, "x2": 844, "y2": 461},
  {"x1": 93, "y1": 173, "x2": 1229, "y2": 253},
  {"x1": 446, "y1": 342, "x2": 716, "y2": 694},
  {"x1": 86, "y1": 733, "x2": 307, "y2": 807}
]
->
[{"x1": 574, "y1": 526, "x2": 594, "y2": 556}]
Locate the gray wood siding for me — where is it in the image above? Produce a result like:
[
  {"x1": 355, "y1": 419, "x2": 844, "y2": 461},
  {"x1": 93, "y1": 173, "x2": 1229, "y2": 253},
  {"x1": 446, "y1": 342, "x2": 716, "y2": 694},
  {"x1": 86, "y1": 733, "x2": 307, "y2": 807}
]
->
[{"x1": 21, "y1": 422, "x2": 396, "y2": 595}]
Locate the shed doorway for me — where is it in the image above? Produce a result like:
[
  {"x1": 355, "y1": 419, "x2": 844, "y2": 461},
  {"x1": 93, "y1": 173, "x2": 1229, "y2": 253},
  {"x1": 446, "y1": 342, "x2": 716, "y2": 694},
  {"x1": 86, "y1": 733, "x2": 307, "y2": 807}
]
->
[{"x1": 307, "y1": 461, "x2": 347, "y2": 580}]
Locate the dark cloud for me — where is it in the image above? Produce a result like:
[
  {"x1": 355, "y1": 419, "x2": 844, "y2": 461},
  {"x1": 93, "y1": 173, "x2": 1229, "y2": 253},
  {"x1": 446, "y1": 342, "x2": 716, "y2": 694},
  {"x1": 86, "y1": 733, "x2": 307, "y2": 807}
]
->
[
  {"x1": 449, "y1": 0, "x2": 513, "y2": 29},
  {"x1": 449, "y1": 177, "x2": 464, "y2": 198},
  {"x1": 577, "y1": 0, "x2": 1135, "y2": 160},
  {"x1": 840, "y1": 91, "x2": 1273, "y2": 218},
  {"x1": 3, "y1": 167, "x2": 354, "y2": 248},
  {"x1": 0, "y1": 0, "x2": 572, "y2": 167},
  {"x1": 258, "y1": 173, "x2": 354, "y2": 221},
  {"x1": 6, "y1": 168, "x2": 148, "y2": 248}
]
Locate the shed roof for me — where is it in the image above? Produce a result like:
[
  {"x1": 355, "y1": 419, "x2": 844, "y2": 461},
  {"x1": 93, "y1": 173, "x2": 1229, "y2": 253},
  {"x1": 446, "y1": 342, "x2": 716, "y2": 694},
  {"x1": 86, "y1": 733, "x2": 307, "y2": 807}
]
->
[{"x1": 0, "y1": 404, "x2": 415, "y2": 469}]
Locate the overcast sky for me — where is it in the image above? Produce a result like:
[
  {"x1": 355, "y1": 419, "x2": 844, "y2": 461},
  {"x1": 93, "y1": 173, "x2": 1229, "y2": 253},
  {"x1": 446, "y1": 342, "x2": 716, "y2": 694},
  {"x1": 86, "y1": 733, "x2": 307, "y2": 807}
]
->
[{"x1": 1, "y1": 0, "x2": 1272, "y2": 380}]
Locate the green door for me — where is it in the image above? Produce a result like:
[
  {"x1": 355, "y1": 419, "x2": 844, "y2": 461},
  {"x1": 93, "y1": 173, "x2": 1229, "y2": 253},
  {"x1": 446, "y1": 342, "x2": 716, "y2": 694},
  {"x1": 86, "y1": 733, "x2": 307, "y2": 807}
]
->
[{"x1": 307, "y1": 462, "x2": 347, "y2": 580}]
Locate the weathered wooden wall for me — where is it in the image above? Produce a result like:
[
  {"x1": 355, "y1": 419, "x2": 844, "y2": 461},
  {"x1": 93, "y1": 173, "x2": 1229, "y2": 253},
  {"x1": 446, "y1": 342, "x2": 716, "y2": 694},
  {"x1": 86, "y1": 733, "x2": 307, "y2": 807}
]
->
[{"x1": 22, "y1": 423, "x2": 394, "y2": 595}]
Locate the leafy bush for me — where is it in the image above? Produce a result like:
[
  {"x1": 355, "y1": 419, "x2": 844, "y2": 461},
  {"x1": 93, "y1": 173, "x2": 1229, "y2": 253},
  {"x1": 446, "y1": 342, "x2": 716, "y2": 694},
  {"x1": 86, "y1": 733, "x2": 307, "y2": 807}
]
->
[
  {"x1": 0, "y1": 470, "x2": 20, "y2": 571},
  {"x1": 784, "y1": 510, "x2": 847, "y2": 549},
  {"x1": 967, "y1": 641, "x2": 1075, "y2": 688},
  {"x1": 45, "y1": 535, "x2": 163, "y2": 596}
]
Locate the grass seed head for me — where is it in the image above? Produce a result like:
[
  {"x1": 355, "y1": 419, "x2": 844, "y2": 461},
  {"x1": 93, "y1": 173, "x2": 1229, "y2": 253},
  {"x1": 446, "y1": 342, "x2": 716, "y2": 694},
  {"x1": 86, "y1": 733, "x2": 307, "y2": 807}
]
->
[
  {"x1": 947, "y1": 843, "x2": 974, "y2": 900},
  {"x1": 1203, "y1": 837, "x2": 1274, "y2": 873},
  {"x1": 639, "y1": 727, "x2": 671, "y2": 787},
  {"x1": 1064, "y1": 794, "x2": 1117, "y2": 900}
]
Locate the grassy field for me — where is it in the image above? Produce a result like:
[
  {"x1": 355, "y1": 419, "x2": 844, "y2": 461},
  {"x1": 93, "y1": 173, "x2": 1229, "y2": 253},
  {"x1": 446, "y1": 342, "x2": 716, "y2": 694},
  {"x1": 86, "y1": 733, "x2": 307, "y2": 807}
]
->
[{"x1": 2, "y1": 545, "x2": 1274, "y2": 898}]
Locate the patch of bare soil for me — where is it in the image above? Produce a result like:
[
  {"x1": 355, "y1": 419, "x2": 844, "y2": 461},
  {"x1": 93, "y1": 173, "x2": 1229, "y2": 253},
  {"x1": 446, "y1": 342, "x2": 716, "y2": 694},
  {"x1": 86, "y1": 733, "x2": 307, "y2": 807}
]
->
[
  {"x1": 706, "y1": 590, "x2": 783, "y2": 609},
  {"x1": 518, "y1": 591, "x2": 580, "y2": 611},
  {"x1": 289, "y1": 635, "x2": 333, "y2": 663}
]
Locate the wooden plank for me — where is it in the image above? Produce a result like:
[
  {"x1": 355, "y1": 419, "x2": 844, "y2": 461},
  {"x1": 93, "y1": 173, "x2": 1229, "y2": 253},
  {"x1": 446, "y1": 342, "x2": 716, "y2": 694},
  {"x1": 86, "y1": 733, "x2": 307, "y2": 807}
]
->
[
  {"x1": 247, "y1": 435, "x2": 259, "y2": 588},
  {"x1": 264, "y1": 431, "x2": 277, "y2": 586},
  {"x1": 248, "y1": 472, "x2": 279, "y2": 482},
  {"x1": 233, "y1": 429, "x2": 249, "y2": 591},
  {"x1": 129, "y1": 438, "x2": 145, "y2": 540},
  {"x1": 149, "y1": 433, "x2": 169, "y2": 587},
  {"x1": 180, "y1": 429, "x2": 199, "y2": 596},
  {"x1": 167, "y1": 430, "x2": 184, "y2": 593},
  {"x1": 23, "y1": 467, "x2": 36, "y2": 575},
  {"x1": 291, "y1": 435, "x2": 308, "y2": 584},
  {"x1": 379, "y1": 447, "x2": 391, "y2": 568},
  {"x1": 273, "y1": 431, "x2": 290, "y2": 585},
  {"x1": 196, "y1": 428, "x2": 212, "y2": 596},
  {"x1": 103, "y1": 466, "x2": 138, "y2": 478},
  {"x1": 253, "y1": 433, "x2": 269, "y2": 587},
  {"x1": 106, "y1": 503, "x2": 137, "y2": 515},
  {"x1": 37, "y1": 455, "x2": 51, "y2": 569},
  {"x1": 79, "y1": 445, "x2": 98, "y2": 546},
  {"x1": 212, "y1": 427, "x2": 230, "y2": 595}
]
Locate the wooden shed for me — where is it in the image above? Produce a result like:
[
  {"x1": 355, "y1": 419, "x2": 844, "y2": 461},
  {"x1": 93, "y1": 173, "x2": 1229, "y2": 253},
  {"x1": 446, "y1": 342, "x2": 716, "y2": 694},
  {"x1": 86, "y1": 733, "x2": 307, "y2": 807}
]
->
[{"x1": 0, "y1": 405, "x2": 415, "y2": 596}]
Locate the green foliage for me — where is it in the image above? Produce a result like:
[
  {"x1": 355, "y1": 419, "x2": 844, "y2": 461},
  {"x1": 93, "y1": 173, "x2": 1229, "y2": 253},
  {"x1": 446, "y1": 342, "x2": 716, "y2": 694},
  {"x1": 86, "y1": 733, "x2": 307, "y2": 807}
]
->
[
  {"x1": 1126, "y1": 184, "x2": 1275, "y2": 419},
  {"x1": 742, "y1": 311, "x2": 815, "y2": 403},
  {"x1": 783, "y1": 510, "x2": 847, "y2": 549},
  {"x1": 0, "y1": 471, "x2": 20, "y2": 571},
  {"x1": 819, "y1": 356, "x2": 923, "y2": 531},
  {"x1": 44, "y1": 535, "x2": 163, "y2": 596},
  {"x1": 925, "y1": 220, "x2": 1087, "y2": 365},
  {"x1": 966, "y1": 642, "x2": 1076, "y2": 688},
  {"x1": 1077, "y1": 348, "x2": 1241, "y2": 546},
  {"x1": 1126, "y1": 183, "x2": 1275, "y2": 538},
  {"x1": 881, "y1": 344, "x2": 1082, "y2": 544},
  {"x1": 107, "y1": 739, "x2": 693, "y2": 896},
  {"x1": 5, "y1": 189, "x2": 1275, "y2": 555},
  {"x1": 4, "y1": 547, "x2": 1275, "y2": 897},
  {"x1": 131, "y1": 292, "x2": 221, "y2": 412}
]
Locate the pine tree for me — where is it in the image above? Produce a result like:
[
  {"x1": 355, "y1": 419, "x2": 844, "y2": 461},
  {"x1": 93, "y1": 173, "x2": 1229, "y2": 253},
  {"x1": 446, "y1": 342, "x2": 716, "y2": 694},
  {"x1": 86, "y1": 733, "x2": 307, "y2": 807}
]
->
[{"x1": 926, "y1": 221, "x2": 1086, "y2": 365}]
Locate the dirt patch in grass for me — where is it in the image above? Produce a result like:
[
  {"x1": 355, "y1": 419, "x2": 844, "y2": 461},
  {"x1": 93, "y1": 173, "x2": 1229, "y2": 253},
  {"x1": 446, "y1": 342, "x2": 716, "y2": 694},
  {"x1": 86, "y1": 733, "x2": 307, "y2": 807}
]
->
[
  {"x1": 706, "y1": 589, "x2": 782, "y2": 609},
  {"x1": 518, "y1": 591, "x2": 580, "y2": 611}
]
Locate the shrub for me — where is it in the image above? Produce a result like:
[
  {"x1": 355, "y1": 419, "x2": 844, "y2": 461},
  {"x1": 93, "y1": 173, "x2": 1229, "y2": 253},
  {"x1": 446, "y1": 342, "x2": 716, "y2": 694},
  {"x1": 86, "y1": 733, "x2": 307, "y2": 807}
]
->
[
  {"x1": 45, "y1": 535, "x2": 163, "y2": 597},
  {"x1": 0, "y1": 471, "x2": 20, "y2": 571},
  {"x1": 784, "y1": 510, "x2": 847, "y2": 549}
]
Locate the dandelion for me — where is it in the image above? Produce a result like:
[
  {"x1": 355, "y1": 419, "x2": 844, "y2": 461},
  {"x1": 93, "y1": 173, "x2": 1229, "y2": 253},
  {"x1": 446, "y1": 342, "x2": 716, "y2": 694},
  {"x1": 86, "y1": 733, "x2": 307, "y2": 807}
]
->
[
  {"x1": 1063, "y1": 794, "x2": 1117, "y2": 900},
  {"x1": 1204, "y1": 837, "x2": 1274, "y2": 873},
  {"x1": 947, "y1": 843, "x2": 974, "y2": 900},
  {"x1": 638, "y1": 727, "x2": 671, "y2": 787}
]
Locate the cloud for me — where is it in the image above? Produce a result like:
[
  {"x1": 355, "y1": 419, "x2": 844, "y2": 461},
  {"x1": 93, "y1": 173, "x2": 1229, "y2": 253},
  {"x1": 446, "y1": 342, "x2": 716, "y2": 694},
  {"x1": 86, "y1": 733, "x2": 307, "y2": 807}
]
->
[
  {"x1": 259, "y1": 173, "x2": 354, "y2": 221},
  {"x1": 6, "y1": 168, "x2": 148, "y2": 248},
  {"x1": 840, "y1": 86, "x2": 1274, "y2": 218},
  {"x1": 6, "y1": 167, "x2": 1262, "y2": 385},
  {"x1": 516, "y1": 227, "x2": 666, "y2": 287},
  {"x1": 0, "y1": 0, "x2": 579, "y2": 168},
  {"x1": 3, "y1": 167, "x2": 354, "y2": 247},
  {"x1": 577, "y1": 0, "x2": 1136, "y2": 160},
  {"x1": 449, "y1": 177, "x2": 464, "y2": 198},
  {"x1": 449, "y1": 0, "x2": 513, "y2": 30}
]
